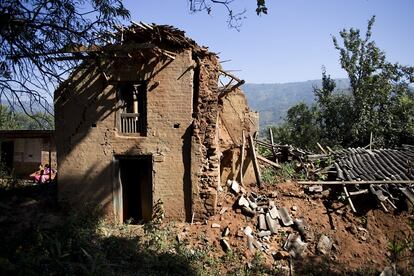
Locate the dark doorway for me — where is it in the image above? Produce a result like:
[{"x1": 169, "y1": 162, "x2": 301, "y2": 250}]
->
[
  {"x1": 1, "y1": 141, "x2": 14, "y2": 173},
  {"x1": 118, "y1": 156, "x2": 152, "y2": 223}
]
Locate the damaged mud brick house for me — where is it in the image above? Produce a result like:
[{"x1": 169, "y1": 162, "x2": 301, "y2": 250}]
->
[{"x1": 55, "y1": 23, "x2": 259, "y2": 223}]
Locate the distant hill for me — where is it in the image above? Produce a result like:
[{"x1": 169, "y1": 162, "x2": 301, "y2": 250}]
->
[
  {"x1": 1, "y1": 100, "x2": 53, "y2": 114},
  {"x1": 242, "y1": 79, "x2": 350, "y2": 129}
]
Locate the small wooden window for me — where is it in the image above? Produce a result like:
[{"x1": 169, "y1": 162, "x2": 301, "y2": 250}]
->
[{"x1": 118, "y1": 83, "x2": 147, "y2": 135}]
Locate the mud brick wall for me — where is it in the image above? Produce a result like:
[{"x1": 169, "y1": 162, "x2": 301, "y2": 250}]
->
[
  {"x1": 191, "y1": 55, "x2": 222, "y2": 220},
  {"x1": 55, "y1": 50, "x2": 195, "y2": 222}
]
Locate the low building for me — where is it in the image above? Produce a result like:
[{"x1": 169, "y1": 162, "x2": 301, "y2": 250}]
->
[
  {"x1": 55, "y1": 23, "x2": 258, "y2": 223},
  {"x1": 0, "y1": 130, "x2": 56, "y2": 178}
]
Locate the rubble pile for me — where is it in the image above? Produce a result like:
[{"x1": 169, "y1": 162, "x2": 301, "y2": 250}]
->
[{"x1": 208, "y1": 179, "x2": 341, "y2": 262}]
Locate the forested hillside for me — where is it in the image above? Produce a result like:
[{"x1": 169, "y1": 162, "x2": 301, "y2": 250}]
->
[{"x1": 243, "y1": 79, "x2": 349, "y2": 128}]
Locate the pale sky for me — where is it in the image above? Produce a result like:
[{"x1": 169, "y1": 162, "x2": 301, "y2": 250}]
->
[{"x1": 122, "y1": 0, "x2": 414, "y2": 83}]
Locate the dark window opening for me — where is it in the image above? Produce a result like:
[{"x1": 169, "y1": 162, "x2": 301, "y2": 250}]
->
[
  {"x1": 118, "y1": 156, "x2": 152, "y2": 223},
  {"x1": 0, "y1": 141, "x2": 14, "y2": 174},
  {"x1": 118, "y1": 82, "x2": 147, "y2": 135}
]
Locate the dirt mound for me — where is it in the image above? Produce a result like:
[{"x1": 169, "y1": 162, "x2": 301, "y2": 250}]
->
[{"x1": 177, "y1": 180, "x2": 414, "y2": 274}]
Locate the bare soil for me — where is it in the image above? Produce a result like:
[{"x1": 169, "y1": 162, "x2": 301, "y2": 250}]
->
[
  {"x1": 0, "y1": 180, "x2": 413, "y2": 275},
  {"x1": 176, "y1": 180, "x2": 414, "y2": 274}
]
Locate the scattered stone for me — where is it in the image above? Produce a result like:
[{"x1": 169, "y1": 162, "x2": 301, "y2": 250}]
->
[
  {"x1": 243, "y1": 226, "x2": 253, "y2": 236},
  {"x1": 269, "y1": 191, "x2": 278, "y2": 198},
  {"x1": 247, "y1": 197, "x2": 258, "y2": 210},
  {"x1": 219, "y1": 207, "x2": 228, "y2": 214},
  {"x1": 291, "y1": 206, "x2": 298, "y2": 211},
  {"x1": 230, "y1": 180, "x2": 240, "y2": 194},
  {"x1": 241, "y1": 206, "x2": 256, "y2": 217},
  {"x1": 211, "y1": 223, "x2": 221, "y2": 228},
  {"x1": 346, "y1": 224, "x2": 358, "y2": 235},
  {"x1": 321, "y1": 190, "x2": 330, "y2": 197},
  {"x1": 20, "y1": 199, "x2": 38, "y2": 207},
  {"x1": 317, "y1": 234, "x2": 333, "y2": 255},
  {"x1": 380, "y1": 265, "x2": 398, "y2": 276},
  {"x1": 269, "y1": 204, "x2": 280, "y2": 219},
  {"x1": 357, "y1": 227, "x2": 368, "y2": 232},
  {"x1": 336, "y1": 209, "x2": 344, "y2": 215},
  {"x1": 332, "y1": 243, "x2": 340, "y2": 252},
  {"x1": 265, "y1": 213, "x2": 279, "y2": 234},
  {"x1": 247, "y1": 234, "x2": 255, "y2": 251},
  {"x1": 278, "y1": 207, "x2": 294, "y2": 226},
  {"x1": 294, "y1": 219, "x2": 310, "y2": 241},
  {"x1": 284, "y1": 234, "x2": 307, "y2": 258},
  {"x1": 258, "y1": 230, "x2": 272, "y2": 237},
  {"x1": 273, "y1": 251, "x2": 290, "y2": 260},
  {"x1": 240, "y1": 187, "x2": 247, "y2": 194},
  {"x1": 258, "y1": 214, "x2": 267, "y2": 230},
  {"x1": 238, "y1": 195, "x2": 250, "y2": 208},
  {"x1": 308, "y1": 185, "x2": 323, "y2": 193},
  {"x1": 360, "y1": 236, "x2": 367, "y2": 241},
  {"x1": 283, "y1": 233, "x2": 294, "y2": 250},
  {"x1": 220, "y1": 238, "x2": 231, "y2": 252},
  {"x1": 222, "y1": 227, "x2": 230, "y2": 237},
  {"x1": 252, "y1": 237, "x2": 262, "y2": 249}
]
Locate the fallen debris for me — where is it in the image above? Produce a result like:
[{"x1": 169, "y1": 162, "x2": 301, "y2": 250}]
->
[
  {"x1": 278, "y1": 207, "x2": 294, "y2": 226},
  {"x1": 211, "y1": 223, "x2": 221, "y2": 228},
  {"x1": 284, "y1": 234, "x2": 307, "y2": 258},
  {"x1": 220, "y1": 238, "x2": 231, "y2": 252},
  {"x1": 228, "y1": 180, "x2": 241, "y2": 194},
  {"x1": 317, "y1": 234, "x2": 333, "y2": 255}
]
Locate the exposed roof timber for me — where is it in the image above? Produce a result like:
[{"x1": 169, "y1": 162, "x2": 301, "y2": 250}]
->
[
  {"x1": 219, "y1": 69, "x2": 243, "y2": 83},
  {"x1": 8, "y1": 43, "x2": 157, "y2": 59},
  {"x1": 218, "y1": 69, "x2": 245, "y2": 98}
]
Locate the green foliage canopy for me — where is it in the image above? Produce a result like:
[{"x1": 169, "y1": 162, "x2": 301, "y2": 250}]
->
[
  {"x1": 0, "y1": 0, "x2": 130, "y2": 122},
  {"x1": 271, "y1": 16, "x2": 414, "y2": 150},
  {"x1": 0, "y1": 105, "x2": 53, "y2": 130}
]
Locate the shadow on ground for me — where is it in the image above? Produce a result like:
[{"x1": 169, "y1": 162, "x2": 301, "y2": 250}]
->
[{"x1": 0, "y1": 182, "x2": 198, "y2": 276}]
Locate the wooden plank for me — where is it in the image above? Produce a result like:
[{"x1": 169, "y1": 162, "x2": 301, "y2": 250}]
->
[
  {"x1": 239, "y1": 130, "x2": 246, "y2": 186},
  {"x1": 317, "y1": 142, "x2": 327, "y2": 154},
  {"x1": 249, "y1": 134, "x2": 262, "y2": 187},
  {"x1": 298, "y1": 180, "x2": 414, "y2": 185},
  {"x1": 348, "y1": 189, "x2": 369, "y2": 196},
  {"x1": 343, "y1": 185, "x2": 357, "y2": 213},
  {"x1": 257, "y1": 154, "x2": 281, "y2": 169},
  {"x1": 269, "y1": 128, "x2": 277, "y2": 159}
]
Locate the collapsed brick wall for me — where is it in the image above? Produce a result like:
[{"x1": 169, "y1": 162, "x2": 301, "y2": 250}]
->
[{"x1": 191, "y1": 54, "x2": 222, "y2": 220}]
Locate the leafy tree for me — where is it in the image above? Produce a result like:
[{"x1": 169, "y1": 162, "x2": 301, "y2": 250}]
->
[
  {"x1": 0, "y1": 105, "x2": 18, "y2": 129},
  {"x1": 332, "y1": 15, "x2": 414, "y2": 147},
  {"x1": 272, "y1": 16, "x2": 414, "y2": 149},
  {"x1": 0, "y1": 0, "x2": 130, "y2": 125},
  {"x1": 0, "y1": 105, "x2": 53, "y2": 130},
  {"x1": 270, "y1": 102, "x2": 320, "y2": 150},
  {"x1": 189, "y1": 0, "x2": 267, "y2": 29},
  {"x1": 314, "y1": 68, "x2": 354, "y2": 147}
]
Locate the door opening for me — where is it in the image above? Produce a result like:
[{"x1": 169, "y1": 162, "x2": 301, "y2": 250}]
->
[
  {"x1": 1, "y1": 141, "x2": 14, "y2": 174},
  {"x1": 115, "y1": 156, "x2": 152, "y2": 223}
]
